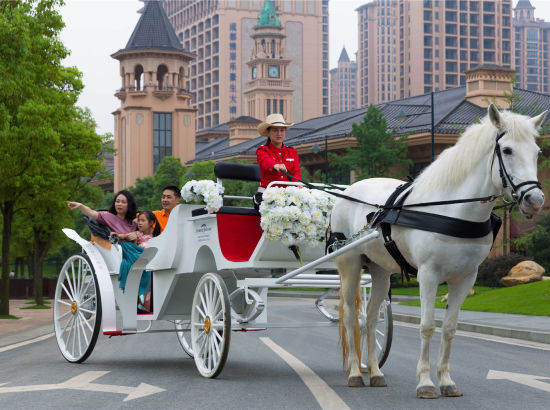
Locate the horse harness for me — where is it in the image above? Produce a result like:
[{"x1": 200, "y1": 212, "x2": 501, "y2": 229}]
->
[{"x1": 322, "y1": 131, "x2": 542, "y2": 278}]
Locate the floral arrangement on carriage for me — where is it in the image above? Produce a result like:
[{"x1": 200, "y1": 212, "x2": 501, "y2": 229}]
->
[
  {"x1": 259, "y1": 186, "x2": 336, "y2": 248},
  {"x1": 181, "y1": 179, "x2": 224, "y2": 213}
]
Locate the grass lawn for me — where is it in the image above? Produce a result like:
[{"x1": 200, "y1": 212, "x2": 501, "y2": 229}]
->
[
  {"x1": 0, "y1": 315, "x2": 20, "y2": 319},
  {"x1": 21, "y1": 305, "x2": 51, "y2": 310},
  {"x1": 25, "y1": 298, "x2": 51, "y2": 305},
  {"x1": 400, "y1": 280, "x2": 550, "y2": 316}
]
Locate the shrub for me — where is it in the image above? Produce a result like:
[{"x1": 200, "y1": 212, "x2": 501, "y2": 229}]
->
[
  {"x1": 476, "y1": 253, "x2": 532, "y2": 287},
  {"x1": 390, "y1": 273, "x2": 419, "y2": 288}
]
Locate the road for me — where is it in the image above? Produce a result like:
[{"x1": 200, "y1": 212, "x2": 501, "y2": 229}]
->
[{"x1": 1, "y1": 298, "x2": 549, "y2": 409}]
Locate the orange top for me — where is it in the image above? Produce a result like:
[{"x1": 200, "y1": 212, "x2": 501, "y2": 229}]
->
[{"x1": 153, "y1": 209, "x2": 169, "y2": 233}]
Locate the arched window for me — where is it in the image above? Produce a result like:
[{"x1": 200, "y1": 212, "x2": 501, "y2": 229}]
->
[
  {"x1": 178, "y1": 67, "x2": 185, "y2": 89},
  {"x1": 134, "y1": 65, "x2": 144, "y2": 90},
  {"x1": 271, "y1": 39, "x2": 276, "y2": 58},
  {"x1": 156, "y1": 64, "x2": 169, "y2": 90}
]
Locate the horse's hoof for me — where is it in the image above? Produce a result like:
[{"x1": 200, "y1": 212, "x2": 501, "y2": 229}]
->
[
  {"x1": 369, "y1": 375, "x2": 387, "y2": 387},
  {"x1": 417, "y1": 386, "x2": 438, "y2": 399},
  {"x1": 348, "y1": 376, "x2": 365, "y2": 387},
  {"x1": 440, "y1": 385, "x2": 463, "y2": 397}
]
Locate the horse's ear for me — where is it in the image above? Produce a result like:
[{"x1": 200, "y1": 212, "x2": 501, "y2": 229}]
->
[
  {"x1": 488, "y1": 104, "x2": 504, "y2": 131},
  {"x1": 532, "y1": 110, "x2": 548, "y2": 131}
]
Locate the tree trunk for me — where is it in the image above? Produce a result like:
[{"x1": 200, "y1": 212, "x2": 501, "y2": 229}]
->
[
  {"x1": 17, "y1": 257, "x2": 25, "y2": 278},
  {"x1": 32, "y1": 229, "x2": 52, "y2": 306},
  {"x1": 0, "y1": 201, "x2": 15, "y2": 316}
]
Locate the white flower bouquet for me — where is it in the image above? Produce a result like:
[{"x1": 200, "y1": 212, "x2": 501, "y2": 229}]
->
[
  {"x1": 259, "y1": 186, "x2": 336, "y2": 247},
  {"x1": 181, "y1": 180, "x2": 224, "y2": 213}
]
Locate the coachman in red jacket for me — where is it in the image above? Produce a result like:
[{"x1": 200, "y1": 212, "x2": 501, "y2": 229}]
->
[{"x1": 254, "y1": 113, "x2": 302, "y2": 209}]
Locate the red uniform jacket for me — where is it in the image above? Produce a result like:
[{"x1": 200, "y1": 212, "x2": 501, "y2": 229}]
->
[{"x1": 256, "y1": 143, "x2": 302, "y2": 189}]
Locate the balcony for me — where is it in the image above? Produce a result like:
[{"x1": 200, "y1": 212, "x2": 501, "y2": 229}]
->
[{"x1": 153, "y1": 85, "x2": 175, "y2": 100}]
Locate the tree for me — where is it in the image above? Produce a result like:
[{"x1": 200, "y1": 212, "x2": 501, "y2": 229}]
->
[
  {"x1": 129, "y1": 176, "x2": 155, "y2": 210},
  {"x1": 151, "y1": 156, "x2": 186, "y2": 208},
  {"x1": 331, "y1": 105, "x2": 412, "y2": 181},
  {"x1": 0, "y1": 0, "x2": 103, "y2": 313}
]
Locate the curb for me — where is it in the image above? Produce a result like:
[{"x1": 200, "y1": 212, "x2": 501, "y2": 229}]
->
[
  {"x1": 392, "y1": 313, "x2": 550, "y2": 345},
  {"x1": 0, "y1": 323, "x2": 54, "y2": 349},
  {"x1": 268, "y1": 291, "x2": 550, "y2": 345}
]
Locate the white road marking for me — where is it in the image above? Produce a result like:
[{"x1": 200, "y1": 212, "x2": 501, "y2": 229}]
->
[
  {"x1": 0, "y1": 370, "x2": 165, "y2": 401},
  {"x1": 487, "y1": 370, "x2": 550, "y2": 393},
  {"x1": 260, "y1": 337, "x2": 351, "y2": 410},
  {"x1": 395, "y1": 321, "x2": 550, "y2": 351},
  {"x1": 0, "y1": 333, "x2": 54, "y2": 353}
]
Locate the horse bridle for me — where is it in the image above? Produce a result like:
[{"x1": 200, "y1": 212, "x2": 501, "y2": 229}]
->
[{"x1": 494, "y1": 131, "x2": 542, "y2": 206}]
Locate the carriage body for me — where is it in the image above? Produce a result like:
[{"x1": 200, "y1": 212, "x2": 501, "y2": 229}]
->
[{"x1": 54, "y1": 163, "x2": 391, "y2": 377}]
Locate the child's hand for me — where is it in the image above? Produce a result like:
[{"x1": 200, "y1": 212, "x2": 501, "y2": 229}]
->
[{"x1": 125, "y1": 232, "x2": 138, "y2": 242}]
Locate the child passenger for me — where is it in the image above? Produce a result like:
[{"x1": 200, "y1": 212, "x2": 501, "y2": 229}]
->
[{"x1": 113, "y1": 211, "x2": 160, "y2": 313}]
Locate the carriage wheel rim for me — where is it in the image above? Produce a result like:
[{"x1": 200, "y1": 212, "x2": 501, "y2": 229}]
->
[{"x1": 54, "y1": 254, "x2": 100, "y2": 363}]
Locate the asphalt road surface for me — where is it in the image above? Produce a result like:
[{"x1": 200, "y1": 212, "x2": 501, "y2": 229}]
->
[{"x1": 1, "y1": 297, "x2": 549, "y2": 409}]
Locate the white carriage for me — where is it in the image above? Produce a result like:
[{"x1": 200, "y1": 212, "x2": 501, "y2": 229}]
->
[{"x1": 54, "y1": 162, "x2": 393, "y2": 378}]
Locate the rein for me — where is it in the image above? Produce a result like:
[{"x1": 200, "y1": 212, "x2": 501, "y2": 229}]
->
[
  {"x1": 282, "y1": 130, "x2": 541, "y2": 212},
  {"x1": 281, "y1": 172, "x2": 502, "y2": 210}
]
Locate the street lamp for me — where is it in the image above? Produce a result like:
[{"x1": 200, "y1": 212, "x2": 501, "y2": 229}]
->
[{"x1": 311, "y1": 136, "x2": 329, "y2": 184}]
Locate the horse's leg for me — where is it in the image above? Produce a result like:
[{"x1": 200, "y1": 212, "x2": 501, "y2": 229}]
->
[
  {"x1": 416, "y1": 270, "x2": 439, "y2": 399},
  {"x1": 437, "y1": 271, "x2": 476, "y2": 397},
  {"x1": 364, "y1": 264, "x2": 390, "y2": 387},
  {"x1": 336, "y1": 253, "x2": 364, "y2": 387}
]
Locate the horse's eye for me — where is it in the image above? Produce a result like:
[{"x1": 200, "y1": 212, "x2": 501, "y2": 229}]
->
[{"x1": 502, "y1": 147, "x2": 513, "y2": 155}]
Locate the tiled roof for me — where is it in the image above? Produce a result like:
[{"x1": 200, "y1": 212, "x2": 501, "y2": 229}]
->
[
  {"x1": 119, "y1": 1, "x2": 184, "y2": 53},
  {"x1": 194, "y1": 86, "x2": 550, "y2": 162},
  {"x1": 515, "y1": 0, "x2": 534, "y2": 8}
]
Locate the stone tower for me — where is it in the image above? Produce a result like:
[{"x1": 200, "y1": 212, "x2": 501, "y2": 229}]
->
[
  {"x1": 111, "y1": 0, "x2": 196, "y2": 191},
  {"x1": 243, "y1": 0, "x2": 294, "y2": 121}
]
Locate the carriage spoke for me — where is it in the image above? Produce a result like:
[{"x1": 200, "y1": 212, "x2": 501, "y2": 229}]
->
[
  {"x1": 210, "y1": 320, "x2": 225, "y2": 329},
  {"x1": 213, "y1": 328, "x2": 223, "y2": 343},
  {"x1": 76, "y1": 259, "x2": 82, "y2": 300},
  {"x1": 56, "y1": 310, "x2": 72, "y2": 321},
  {"x1": 199, "y1": 293, "x2": 208, "y2": 316},
  {"x1": 79, "y1": 307, "x2": 95, "y2": 315},
  {"x1": 78, "y1": 311, "x2": 94, "y2": 334},
  {"x1": 78, "y1": 271, "x2": 93, "y2": 299},
  {"x1": 61, "y1": 283, "x2": 74, "y2": 302},
  {"x1": 68, "y1": 263, "x2": 77, "y2": 298},
  {"x1": 194, "y1": 303, "x2": 206, "y2": 320},
  {"x1": 57, "y1": 299, "x2": 72, "y2": 307},
  {"x1": 79, "y1": 294, "x2": 96, "y2": 308},
  {"x1": 76, "y1": 315, "x2": 83, "y2": 357},
  {"x1": 62, "y1": 314, "x2": 74, "y2": 336}
]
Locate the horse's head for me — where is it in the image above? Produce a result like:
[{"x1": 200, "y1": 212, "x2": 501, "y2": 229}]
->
[{"x1": 488, "y1": 104, "x2": 548, "y2": 217}]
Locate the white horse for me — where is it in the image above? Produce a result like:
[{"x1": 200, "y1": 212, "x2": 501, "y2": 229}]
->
[{"x1": 331, "y1": 104, "x2": 547, "y2": 398}]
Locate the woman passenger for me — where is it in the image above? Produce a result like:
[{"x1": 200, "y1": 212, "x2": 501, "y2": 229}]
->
[{"x1": 254, "y1": 113, "x2": 301, "y2": 209}]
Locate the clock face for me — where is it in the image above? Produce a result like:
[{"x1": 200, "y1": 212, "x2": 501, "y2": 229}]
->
[
  {"x1": 252, "y1": 66, "x2": 257, "y2": 79},
  {"x1": 268, "y1": 65, "x2": 280, "y2": 78}
]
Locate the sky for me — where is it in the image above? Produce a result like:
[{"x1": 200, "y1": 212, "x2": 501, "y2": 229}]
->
[{"x1": 59, "y1": 0, "x2": 550, "y2": 136}]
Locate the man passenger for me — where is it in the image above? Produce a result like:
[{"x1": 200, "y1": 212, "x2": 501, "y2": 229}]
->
[{"x1": 153, "y1": 185, "x2": 181, "y2": 233}]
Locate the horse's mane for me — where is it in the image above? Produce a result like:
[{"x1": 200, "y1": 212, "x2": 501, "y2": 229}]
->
[{"x1": 413, "y1": 110, "x2": 538, "y2": 195}]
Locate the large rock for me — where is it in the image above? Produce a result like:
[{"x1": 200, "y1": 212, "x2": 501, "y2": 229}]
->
[{"x1": 500, "y1": 261, "x2": 545, "y2": 287}]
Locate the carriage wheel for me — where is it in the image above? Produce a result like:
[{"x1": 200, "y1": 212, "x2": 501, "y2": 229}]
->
[
  {"x1": 360, "y1": 292, "x2": 393, "y2": 370},
  {"x1": 190, "y1": 272, "x2": 231, "y2": 378},
  {"x1": 175, "y1": 320, "x2": 194, "y2": 358},
  {"x1": 53, "y1": 253, "x2": 102, "y2": 363}
]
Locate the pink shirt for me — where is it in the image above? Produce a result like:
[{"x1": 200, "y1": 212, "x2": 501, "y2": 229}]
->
[
  {"x1": 97, "y1": 212, "x2": 137, "y2": 239},
  {"x1": 136, "y1": 231, "x2": 153, "y2": 248}
]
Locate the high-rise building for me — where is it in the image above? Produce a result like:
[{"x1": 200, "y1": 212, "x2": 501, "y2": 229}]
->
[
  {"x1": 357, "y1": 0, "x2": 513, "y2": 106},
  {"x1": 513, "y1": 0, "x2": 550, "y2": 93},
  {"x1": 330, "y1": 47, "x2": 358, "y2": 114},
  {"x1": 162, "y1": 0, "x2": 329, "y2": 131},
  {"x1": 112, "y1": 0, "x2": 196, "y2": 191}
]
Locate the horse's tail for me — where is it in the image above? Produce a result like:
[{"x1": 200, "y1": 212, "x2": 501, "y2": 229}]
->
[{"x1": 339, "y1": 274, "x2": 363, "y2": 375}]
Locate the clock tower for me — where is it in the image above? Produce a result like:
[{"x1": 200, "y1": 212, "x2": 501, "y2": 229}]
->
[{"x1": 244, "y1": 0, "x2": 293, "y2": 121}]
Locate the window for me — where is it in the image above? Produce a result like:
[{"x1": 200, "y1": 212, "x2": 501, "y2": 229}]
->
[
  {"x1": 527, "y1": 29, "x2": 538, "y2": 41},
  {"x1": 483, "y1": 51, "x2": 495, "y2": 61},
  {"x1": 446, "y1": 74, "x2": 457, "y2": 85},
  {"x1": 446, "y1": 62, "x2": 457, "y2": 71},
  {"x1": 153, "y1": 113, "x2": 172, "y2": 171},
  {"x1": 483, "y1": 14, "x2": 494, "y2": 24}
]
